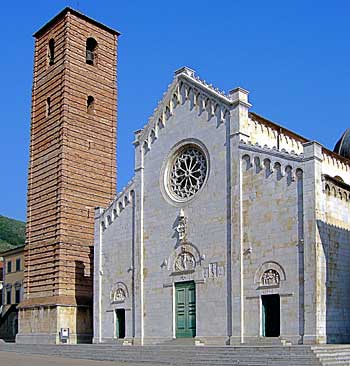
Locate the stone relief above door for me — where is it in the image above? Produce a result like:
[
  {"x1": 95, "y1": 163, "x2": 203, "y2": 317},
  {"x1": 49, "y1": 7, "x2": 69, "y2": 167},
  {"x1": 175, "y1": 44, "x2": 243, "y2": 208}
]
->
[
  {"x1": 161, "y1": 209, "x2": 225, "y2": 281},
  {"x1": 110, "y1": 282, "x2": 129, "y2": 304},
  {"x1": 254, "y1": 261, "x2": 286, "y2": 288}
]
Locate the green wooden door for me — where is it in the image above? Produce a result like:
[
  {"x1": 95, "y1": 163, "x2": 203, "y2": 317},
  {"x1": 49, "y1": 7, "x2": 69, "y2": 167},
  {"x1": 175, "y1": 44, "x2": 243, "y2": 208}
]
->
[{"x1": 175, "y1": 281, "x2": 196, "y2": 338}]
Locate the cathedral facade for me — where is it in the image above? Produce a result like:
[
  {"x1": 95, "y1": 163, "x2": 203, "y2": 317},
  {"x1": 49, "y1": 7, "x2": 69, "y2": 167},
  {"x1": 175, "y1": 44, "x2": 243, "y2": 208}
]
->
[{"x1": 93, "y1": 67, "x2": 350, "y2": 346}]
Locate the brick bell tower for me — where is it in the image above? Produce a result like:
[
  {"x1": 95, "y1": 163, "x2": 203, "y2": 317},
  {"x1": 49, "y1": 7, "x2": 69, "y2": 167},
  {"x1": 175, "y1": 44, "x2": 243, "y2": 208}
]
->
[{"x1": 17, "y1": 8, "x2": 119, "y2": 344}]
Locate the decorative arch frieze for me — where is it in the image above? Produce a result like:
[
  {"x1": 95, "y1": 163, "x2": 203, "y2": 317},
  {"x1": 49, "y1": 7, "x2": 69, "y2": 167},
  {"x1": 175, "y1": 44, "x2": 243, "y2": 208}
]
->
[
  {"x1": 323, "y1": 175, "x2": 350, "y2": 201},
  {"x1": 242, "y1": 154, "x2": 253, "y2": 171},
  {"x1": 137, "y1": 73, "x2": 231, "y2": 155},
  {"x1": 99, "y1": 181, "x2": 135, "y2": 233},
  {"x1": 285, "y1": 165, "x2": 294, "y2": 185},
  {"x1": 240, "y1": 151, "x2": 301, "y2": 186},
  {"x1": 254, "y1": 156, "x2": 263, "y2": 174},
  {"x1": 274, "y1": 162, "x2": 283, "y2": 180},
  {"x1": 263, "y1": 158, "x2": 273, "y2": 178},
  {"x1": 254, "y1": 261, "x2": 286, "y2": 287},
  {"x1": 322, "y1": 151, "x2": 350, "y2": 173}
]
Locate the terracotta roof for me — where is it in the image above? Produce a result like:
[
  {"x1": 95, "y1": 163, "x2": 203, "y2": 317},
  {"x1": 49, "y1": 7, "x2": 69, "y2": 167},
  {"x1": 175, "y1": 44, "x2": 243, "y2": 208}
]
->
[{"x1": 0, "y1": 244, "x2": 25, "y2": 256}]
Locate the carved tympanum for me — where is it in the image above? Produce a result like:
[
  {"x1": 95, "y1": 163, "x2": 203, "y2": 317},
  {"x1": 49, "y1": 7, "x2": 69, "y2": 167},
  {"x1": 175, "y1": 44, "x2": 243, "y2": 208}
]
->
[
  {"x1": 261, "y1": 269, "x2": 280, "y2": 286},
  {"x1": 174, "y1": 251, "x2": 196, "y2": 271},
  {"x1": 113, "y1": 288, "x2": 126, "y2": 302},
  {"x1": 110, "y1": 283, "x2": 128, "y2": 303}
]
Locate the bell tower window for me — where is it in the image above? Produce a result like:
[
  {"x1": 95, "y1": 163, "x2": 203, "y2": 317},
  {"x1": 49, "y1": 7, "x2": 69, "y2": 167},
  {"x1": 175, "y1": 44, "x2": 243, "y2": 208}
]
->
[
  {"x1": 86, "y1": 37, "x2": 97, "y2": 66},
  {"x1": 48, "y1": 39, "x2": 55, "y2": 66},
  {"x1": 87, "y1": 96, "x2": 95, "y2": 114},
  {"x1": 46, "y1": 97, "x2": 51, "y2": 117}
]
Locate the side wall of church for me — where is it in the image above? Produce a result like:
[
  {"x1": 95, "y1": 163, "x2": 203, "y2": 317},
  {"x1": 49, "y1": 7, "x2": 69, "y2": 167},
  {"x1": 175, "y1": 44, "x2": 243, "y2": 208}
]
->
[
  {"x1": 320, "y1": 178, "x2": 350, "y2": 343},
  {"x1": 240, "y1": 149, "x2": 303, "y2": 343}
]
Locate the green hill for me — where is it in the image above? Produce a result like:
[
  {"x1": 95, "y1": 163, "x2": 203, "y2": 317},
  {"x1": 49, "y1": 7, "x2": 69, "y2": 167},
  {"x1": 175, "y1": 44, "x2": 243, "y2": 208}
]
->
[{"x1": 0, "y1": 215, "x2": 26, "y2": 253}]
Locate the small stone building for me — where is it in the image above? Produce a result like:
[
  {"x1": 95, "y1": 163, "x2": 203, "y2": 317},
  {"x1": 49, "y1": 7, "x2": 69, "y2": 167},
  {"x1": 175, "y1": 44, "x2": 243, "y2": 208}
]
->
[
  {"x1": 93, "y1": 67, "x2": 350, "y2": 346},
  {"x1": 0, "y1": 245, "x2": 24, "y2": 341}
]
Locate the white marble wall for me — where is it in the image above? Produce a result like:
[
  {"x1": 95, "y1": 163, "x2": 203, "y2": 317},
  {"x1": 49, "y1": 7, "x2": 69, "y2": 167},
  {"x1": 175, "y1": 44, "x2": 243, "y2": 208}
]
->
[{"x1": 93, "y1": 68, "x2": 350, "y2": 346}]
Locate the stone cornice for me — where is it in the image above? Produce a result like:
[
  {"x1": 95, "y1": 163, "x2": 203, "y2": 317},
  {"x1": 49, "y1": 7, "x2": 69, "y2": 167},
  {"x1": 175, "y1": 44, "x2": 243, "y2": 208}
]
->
[
  {"x1": 239, "y1": 140, "x2": 304, "y2": 162},
  {"x1": 323, "y1": 174, "x2": 350, "y2": 194},
  {"x1": 19, "y1": 295, "x2": 92, "y2": 308},
  {"x1": 179, "y1": 72, "x2": 233, "y2": 105}
]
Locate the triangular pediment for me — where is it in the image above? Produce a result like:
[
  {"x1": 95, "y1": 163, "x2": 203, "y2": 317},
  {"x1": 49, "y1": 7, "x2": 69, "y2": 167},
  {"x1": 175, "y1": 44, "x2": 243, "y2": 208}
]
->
[{"x1": 133, "y1": 67, "x2": 250, "y2": 151}]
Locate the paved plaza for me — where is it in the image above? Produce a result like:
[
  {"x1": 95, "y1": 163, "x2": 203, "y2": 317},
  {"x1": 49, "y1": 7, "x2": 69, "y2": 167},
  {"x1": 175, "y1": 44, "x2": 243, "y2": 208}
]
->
[{"x1": 0, "y1": 351, "x2": 142, "y2": 366}]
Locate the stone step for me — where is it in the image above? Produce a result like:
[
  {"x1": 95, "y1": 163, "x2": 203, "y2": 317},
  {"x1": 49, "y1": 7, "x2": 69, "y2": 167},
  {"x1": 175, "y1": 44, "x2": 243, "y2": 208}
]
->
[
  {"x1": 311, "y1": 346, "x2": 350, "y2": 366},
  {"x1": 3, "y1": 343, "x2": 343, "y2": 366},
  {"x1": 13, "y1": 350, "x2": 318, "y2": 360},
  {"x1": 31, "y1": 346, "x2": 316, "y2": 354},
  {"x1": 3, "y1": 347, "x2": 316, "y2": 355}
]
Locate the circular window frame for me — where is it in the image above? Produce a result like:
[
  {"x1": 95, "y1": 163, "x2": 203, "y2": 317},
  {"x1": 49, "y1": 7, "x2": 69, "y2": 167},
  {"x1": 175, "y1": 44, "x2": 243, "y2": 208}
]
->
[{"x1": 160, "y1": 139, "x2": 210, "y2": 206}]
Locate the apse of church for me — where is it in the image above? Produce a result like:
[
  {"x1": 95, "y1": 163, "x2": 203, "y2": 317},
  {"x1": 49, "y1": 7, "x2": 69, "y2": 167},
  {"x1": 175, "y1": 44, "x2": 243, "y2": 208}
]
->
[{"x1": 94, "y1": 67, "x2": 350, "y2": 346}]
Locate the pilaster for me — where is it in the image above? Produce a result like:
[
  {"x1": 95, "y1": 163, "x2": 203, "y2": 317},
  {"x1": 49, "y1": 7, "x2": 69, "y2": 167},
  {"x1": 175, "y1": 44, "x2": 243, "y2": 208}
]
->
[
  {"x1": 229, "y1": 87, "x2": 251, "y2": 344},
  {"x1": 302, "y1": 141, "x2": 326, "y2": 344},
  {"x1": 133, "y1": 137, "x2": 144, "y2": 345},
  {"x1": 93, "y1": 207, "x2": 104, "y2": 344}
]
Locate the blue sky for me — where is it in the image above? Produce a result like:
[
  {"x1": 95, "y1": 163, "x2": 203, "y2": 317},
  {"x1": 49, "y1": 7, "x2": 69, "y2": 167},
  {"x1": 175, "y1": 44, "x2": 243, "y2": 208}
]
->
[{"x1": 1, "y1": 0, "x2": 350, "y2": 221}]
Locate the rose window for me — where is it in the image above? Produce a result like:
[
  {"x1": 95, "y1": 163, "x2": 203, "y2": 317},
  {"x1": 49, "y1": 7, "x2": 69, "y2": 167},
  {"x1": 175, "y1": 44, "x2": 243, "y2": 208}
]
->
[{"x1": 169, "y1": 146, "x2": 207, "y2": 200}]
